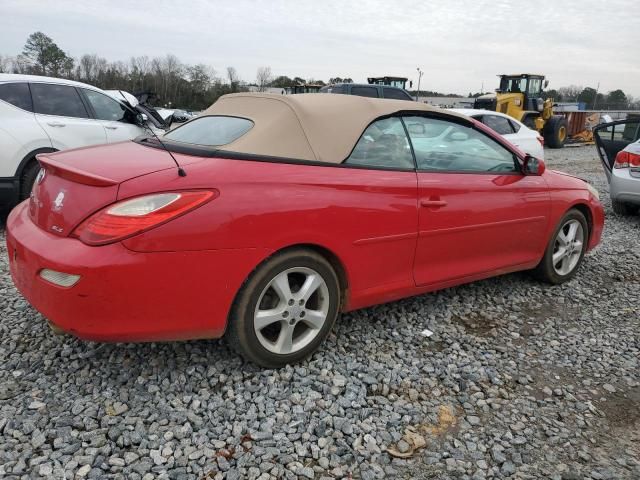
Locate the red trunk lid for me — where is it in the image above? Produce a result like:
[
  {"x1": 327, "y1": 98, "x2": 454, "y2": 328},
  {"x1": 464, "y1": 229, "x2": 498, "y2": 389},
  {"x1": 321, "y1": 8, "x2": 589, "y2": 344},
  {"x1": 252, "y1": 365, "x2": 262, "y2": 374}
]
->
[{"x1": 29, "y1": 141, "x2": 187, "y2": 237}]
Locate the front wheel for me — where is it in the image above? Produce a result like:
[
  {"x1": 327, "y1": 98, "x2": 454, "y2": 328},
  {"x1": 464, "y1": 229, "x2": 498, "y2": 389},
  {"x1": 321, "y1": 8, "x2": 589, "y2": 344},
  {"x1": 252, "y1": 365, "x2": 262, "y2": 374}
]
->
[
  {"x1": 226, "y1": 249, "x2": 340, "y2": 368},
  {"x1": 543, "y1": 115, "x2": 568, "y2": 149},
  {"x1": 612, "y1": 200, "x2": 638, "y2": 216},
  {"x1": 533, "y1": 209, "x2": 589, "y2": 284}
]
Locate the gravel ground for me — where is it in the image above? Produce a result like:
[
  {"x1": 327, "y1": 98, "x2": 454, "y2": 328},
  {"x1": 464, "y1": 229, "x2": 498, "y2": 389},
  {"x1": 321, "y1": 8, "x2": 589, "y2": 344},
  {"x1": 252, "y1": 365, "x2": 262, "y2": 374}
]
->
[{"x1": 0, "y1": 146, "x2": 638, "y2": 480}]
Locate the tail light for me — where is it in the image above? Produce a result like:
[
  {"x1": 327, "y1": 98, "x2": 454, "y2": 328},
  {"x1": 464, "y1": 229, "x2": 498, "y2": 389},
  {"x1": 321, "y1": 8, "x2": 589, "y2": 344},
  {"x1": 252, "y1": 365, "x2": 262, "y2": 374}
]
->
[
  {"x1": 72, "y1": 190, "x2": 216, "y2": 245},
  {"x1": 614, "y1": 150, "x2": 640, "y2": 169},
  {"x1": 537, "y1": 136, "x2": 544, "y2": 147}
]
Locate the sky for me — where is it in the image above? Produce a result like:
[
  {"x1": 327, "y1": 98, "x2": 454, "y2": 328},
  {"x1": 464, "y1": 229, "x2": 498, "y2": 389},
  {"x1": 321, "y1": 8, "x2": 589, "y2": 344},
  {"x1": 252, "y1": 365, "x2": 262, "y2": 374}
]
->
[{"x1": 1, "y1": 0, "x2": 639, "y2": 97}]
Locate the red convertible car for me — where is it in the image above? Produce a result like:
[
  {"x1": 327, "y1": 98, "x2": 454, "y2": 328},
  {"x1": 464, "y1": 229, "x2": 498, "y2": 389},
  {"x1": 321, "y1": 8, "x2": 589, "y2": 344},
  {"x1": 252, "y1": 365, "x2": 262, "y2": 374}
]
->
[{"x1": 6, "y1": 93, "x2": 604, "y2": 367}]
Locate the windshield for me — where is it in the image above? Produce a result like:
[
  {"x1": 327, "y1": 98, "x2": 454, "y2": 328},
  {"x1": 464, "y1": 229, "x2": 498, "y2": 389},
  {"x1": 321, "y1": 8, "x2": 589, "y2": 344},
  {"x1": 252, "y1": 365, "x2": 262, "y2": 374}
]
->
[{"x1": 164, "y1": 116, "x2": 254, "y2": 146}]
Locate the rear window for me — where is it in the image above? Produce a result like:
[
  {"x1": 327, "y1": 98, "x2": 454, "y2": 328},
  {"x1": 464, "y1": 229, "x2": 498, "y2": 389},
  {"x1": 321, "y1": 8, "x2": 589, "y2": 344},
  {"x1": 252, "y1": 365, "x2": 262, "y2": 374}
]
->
[
  {"x1": 164, "y1": 116, "x2": 254, "y2": 146},
  {"x1": 0, "y1": 82, "x2": 33, "y2": 111}
]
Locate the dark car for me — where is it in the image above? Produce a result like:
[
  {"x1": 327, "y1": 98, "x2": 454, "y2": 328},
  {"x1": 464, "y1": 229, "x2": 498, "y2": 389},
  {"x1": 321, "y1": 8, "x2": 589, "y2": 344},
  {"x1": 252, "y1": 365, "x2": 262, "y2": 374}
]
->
[{"x1": 320, "y1": 83, "x2": 414, "y2": 101}]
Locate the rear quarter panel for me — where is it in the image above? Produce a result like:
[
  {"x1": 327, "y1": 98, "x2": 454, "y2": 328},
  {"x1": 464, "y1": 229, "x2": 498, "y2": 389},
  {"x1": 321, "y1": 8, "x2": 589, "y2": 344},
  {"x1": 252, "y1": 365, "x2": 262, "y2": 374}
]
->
[{"x1": 119, "y1": 157, "x2": 419, "y2": 301}]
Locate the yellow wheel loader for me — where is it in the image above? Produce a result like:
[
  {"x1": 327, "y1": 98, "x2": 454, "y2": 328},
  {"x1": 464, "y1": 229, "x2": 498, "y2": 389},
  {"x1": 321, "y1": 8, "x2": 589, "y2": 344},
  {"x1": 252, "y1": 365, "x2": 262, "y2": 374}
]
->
[{"x1": 474, "y1": 74, "x2": 568, "y2": 148}]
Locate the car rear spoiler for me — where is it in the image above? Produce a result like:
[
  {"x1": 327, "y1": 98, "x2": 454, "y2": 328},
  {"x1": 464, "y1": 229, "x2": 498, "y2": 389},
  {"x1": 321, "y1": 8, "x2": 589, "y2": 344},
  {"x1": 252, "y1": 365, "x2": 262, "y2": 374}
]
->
[{"x1": 37, "y1": 154, "x2": 119, "y2": 187}]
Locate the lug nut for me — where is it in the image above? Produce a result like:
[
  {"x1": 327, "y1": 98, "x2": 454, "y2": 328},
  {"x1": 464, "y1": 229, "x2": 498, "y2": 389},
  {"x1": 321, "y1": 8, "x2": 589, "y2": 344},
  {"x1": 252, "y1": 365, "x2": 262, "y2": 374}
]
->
[
  {"x1": 282, "y1": 311, "x2": 289, "y2": 318},
  {"x1": 288, "y1": 299, "x2": 294, "y2": 306},
  {"x1": 299, "y1": 299, "x2": 304, "y2": 305}
]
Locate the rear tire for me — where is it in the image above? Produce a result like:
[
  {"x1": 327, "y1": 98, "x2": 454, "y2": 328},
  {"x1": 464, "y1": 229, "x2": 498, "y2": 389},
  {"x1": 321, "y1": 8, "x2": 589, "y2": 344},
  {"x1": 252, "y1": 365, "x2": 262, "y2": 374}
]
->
[
  {"x1": 226, "y1": 249, "x2": 340, "y2": 368},
  {"x1": 543, "y1": 115, "x2": 568, "y2": 149},
  {"x1": 20, "y1": 160, "x2": 41, "y2": 201},
  {"x1": 612, "y1": 200, "x2": 638, "y2": 216},
  {"x1": 533, "y1": 209, "x2": 589, "y2": 284}
]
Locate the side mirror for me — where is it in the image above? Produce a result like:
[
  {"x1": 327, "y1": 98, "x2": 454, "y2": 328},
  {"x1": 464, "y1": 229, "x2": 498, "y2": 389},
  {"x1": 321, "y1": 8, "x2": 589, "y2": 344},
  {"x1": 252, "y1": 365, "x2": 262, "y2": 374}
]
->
[
  {"x1": 544, "y1": 79, "x2": 549, "y2": 88},
  {"x1": 136, "y1": 113, "x2": 148, "y2": 126},
  {"x1": 523, "y1": 155, "x2": 545, "y2": 175}
]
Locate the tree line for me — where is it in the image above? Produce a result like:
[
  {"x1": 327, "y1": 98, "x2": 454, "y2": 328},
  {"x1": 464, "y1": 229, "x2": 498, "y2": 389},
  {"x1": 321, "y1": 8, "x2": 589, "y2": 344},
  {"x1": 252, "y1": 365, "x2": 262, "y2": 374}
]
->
[
  {"x1": 0, "y1": 32, "x2": 347, "y2": 110},
  {"x1": 1, "y1": 32, "x2": 636, "y2": 111}
]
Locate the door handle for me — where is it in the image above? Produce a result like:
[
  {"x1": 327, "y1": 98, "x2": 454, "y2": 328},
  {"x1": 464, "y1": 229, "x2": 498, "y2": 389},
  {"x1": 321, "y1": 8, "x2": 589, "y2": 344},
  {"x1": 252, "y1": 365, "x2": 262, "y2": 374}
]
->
[
  {"x1": 105, "y1": 125, "x2": 118, "y2": 130},
  {"x1": 47, "y1": 122, "x2": 65, "y2": 127},
  {"x1": 420, "y1": 199, "x2": 448, "y2": 208}
]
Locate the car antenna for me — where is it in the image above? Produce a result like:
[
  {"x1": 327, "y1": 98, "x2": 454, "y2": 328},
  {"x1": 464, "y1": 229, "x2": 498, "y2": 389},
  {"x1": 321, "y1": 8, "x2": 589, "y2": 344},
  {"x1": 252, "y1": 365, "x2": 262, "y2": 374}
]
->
[{"x1": 127, "y1": 91, "x2": 186, "y2": 178}]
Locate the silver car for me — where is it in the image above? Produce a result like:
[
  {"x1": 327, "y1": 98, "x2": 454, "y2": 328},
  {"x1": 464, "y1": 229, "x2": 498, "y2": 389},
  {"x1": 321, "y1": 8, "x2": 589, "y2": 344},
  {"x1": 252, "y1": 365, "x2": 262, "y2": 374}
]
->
[{"x1": 595, "y1": 118, "x2": 640, "y2": 215}]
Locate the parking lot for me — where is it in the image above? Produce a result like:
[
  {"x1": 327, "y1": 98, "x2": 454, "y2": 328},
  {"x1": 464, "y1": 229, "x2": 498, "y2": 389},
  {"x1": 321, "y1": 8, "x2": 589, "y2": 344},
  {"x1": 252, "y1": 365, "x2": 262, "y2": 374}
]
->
[{"x1": 0, "y1": 146, "x2": 638, "y2": 479}]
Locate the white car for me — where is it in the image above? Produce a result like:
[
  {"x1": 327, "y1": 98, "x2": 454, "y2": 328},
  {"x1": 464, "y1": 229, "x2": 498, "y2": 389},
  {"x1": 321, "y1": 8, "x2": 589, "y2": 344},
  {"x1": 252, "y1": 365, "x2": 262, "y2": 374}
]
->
[
  {"x1": 594, "y1": 118, "x2": 640, "y2": 215},
  {"x1": 0, "y1": 74, "x2": 164, "y2": 208},
  {"x1": 450, "y1": 109, "x2": 545, "y2": 159}
]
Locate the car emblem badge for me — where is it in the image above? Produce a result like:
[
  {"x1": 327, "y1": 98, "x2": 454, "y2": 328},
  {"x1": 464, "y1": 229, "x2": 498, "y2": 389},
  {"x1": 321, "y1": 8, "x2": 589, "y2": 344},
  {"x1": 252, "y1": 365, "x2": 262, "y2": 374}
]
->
[
  {"x1": 53, "y1": 191, "x2": 65, "y2": 211},
  {"x1": 36, "y1": 168, "x2": 46, "y2": 184}
]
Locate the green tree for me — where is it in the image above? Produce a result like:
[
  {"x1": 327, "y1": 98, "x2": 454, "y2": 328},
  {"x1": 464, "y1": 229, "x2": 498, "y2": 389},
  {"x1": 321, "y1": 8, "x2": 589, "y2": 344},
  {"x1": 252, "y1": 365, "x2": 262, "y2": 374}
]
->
[
  {"x1": 606, "y1": 89, "x2": 627, "y2": 108},
  {"x1": 22, "y1": 31, "x2": 71, "y2": 75},
  {"x1": 577, "y1": 87, "x2": 600, "y2": 108},
  {"x1": 542, "y1": 89, "x2": 561, "y2": 101},
  {"x1": 271, "y1": 75, "x2": 296, "y2": 88}
]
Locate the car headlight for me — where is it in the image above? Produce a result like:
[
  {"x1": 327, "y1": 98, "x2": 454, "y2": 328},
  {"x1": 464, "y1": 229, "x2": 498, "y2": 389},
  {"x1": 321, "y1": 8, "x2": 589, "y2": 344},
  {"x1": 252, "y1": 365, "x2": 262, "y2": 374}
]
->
[{"x1": 586, "y1": 183, "x2": 600, "y2": 200}]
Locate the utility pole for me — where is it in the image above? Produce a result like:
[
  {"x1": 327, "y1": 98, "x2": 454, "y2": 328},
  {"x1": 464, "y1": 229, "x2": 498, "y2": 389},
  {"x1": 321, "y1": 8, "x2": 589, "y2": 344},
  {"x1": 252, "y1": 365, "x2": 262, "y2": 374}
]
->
[{"x1": 416, "y1": 67, "x2": 423, "y2": 102}]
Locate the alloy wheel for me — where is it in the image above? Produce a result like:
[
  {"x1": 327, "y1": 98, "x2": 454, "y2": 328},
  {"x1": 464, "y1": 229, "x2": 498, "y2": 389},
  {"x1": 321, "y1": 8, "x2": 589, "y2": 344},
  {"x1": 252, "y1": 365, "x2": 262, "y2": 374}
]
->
[
  {"x1": 253, "y1": 267, "x2": 329, "y2": 355},
  {"x1": 552, "y1": 219, "x2": 584, "y2": 276}
]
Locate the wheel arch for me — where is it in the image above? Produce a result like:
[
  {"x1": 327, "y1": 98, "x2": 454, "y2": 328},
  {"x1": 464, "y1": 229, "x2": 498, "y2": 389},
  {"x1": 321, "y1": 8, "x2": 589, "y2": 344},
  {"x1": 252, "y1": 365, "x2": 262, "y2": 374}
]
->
[
  {"x1": 568, "y1": 202, "x2": 593, "y2": 244},
  {"x1": 271, "y1": 243, "x2": 350, "y2": 310},
  {"x1": 233, "y1": 242, "x2": 351, "y2": 317},
  {"x1": 16, "y1": 147, "x2": 58, "y2": 195}
]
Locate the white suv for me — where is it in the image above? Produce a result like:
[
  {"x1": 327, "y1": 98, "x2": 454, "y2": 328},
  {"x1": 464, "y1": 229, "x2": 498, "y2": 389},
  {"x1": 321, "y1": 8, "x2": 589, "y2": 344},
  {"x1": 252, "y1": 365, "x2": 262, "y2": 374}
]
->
[{"x1": 0, "y1": 74, "x2": 164, "y2": 208}]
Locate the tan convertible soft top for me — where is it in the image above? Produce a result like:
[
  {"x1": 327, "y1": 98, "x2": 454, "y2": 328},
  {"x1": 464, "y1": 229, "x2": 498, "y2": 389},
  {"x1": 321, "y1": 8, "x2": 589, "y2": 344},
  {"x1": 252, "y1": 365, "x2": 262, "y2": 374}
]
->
[{"x1": 201, "y1": 93, "x2": 470, "y2": 163}]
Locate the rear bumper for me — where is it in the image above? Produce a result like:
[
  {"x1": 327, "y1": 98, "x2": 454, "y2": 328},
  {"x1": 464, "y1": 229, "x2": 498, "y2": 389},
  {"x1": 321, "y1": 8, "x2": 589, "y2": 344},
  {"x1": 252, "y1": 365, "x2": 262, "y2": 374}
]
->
[
  {"x1": 6, "y1": 202, "x2": 271, "y2": 342},
  {"x1": 0, "y1": 177, "x2": 19, "y2": 210},
  {"x1": 610, "y1": 169, "x2": 640, "y2": 206}
]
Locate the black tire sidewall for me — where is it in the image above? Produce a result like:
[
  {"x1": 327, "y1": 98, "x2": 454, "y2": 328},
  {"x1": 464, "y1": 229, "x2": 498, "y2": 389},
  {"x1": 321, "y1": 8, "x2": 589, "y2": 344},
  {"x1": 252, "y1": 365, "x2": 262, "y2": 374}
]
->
[
  {"x1": 538, "y1": 210, "x2": 588, "y2": 284},
  {"x1": 544, "y1": 116, "x2": 567, "y2": 149},
  {"x1": 20, "y1": 161, "x2": 41, "y2": 201},
  {"x1": 229, "y1": 250, "x2": 340, "y2": 368}
]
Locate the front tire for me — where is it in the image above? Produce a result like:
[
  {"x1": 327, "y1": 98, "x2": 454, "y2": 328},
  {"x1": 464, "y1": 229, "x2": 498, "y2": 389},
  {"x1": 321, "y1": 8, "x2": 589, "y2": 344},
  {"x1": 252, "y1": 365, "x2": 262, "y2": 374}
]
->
[
  {"x1": 612, "y1": 200, "x2": 638, "y2": 216},
  {"x1": 543, "y1": 115, "x2": 568, "y2": 149},
  {"x1": 226, "y1": 249, "x2": 340, "y2": 368},
  {"x1": 533, "y1": 209, "x2": 588, "y2": 284}
]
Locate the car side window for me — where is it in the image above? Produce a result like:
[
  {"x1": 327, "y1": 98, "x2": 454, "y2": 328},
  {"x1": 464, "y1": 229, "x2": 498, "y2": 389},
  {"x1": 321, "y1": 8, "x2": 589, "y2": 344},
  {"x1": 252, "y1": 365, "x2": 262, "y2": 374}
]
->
[
  {"x1": 0, "y1": 82, "x2": 33, "y2": 112},
  {"x1": 508, "y1": 119, "x2": 521, "y2": 133},
  {"x1": 482, "y1": 115, "x2": 514, "y2": 135},
  {"x1": 383, "y1": 88, "x2": 412, "y2": 101},
  {"x1": 403, "y1": 116, "x2": 518, "y2": 173},
  {"x1": 350, "y1": 86, "x2": 379, "y2": 98},
  {"x1": 345, "y1": 117, "x2": 414, "y2": 170},
  {"x1": 31, "y1": 83, "x2": 89, "y2": 119},
  {"x1": 83, "y1": 89, "x2": 130, "y2": 122}
]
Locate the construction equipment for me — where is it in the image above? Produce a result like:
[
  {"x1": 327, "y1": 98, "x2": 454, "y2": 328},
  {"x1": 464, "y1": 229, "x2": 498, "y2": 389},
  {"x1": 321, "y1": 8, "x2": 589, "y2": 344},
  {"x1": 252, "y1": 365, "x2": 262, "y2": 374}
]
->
[
  {"x1": 367, "y1": 76, "x2": 409, "y2": 89},
  {"x1": 474, "y1": 74, "x2": 568, "y2": 148}
]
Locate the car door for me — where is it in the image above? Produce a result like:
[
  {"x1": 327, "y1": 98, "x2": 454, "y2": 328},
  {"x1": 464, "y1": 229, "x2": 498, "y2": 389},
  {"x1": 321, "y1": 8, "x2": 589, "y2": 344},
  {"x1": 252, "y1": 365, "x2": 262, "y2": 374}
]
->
[
  {"x1": 30, "y1": 83, "x2": 107, "y2": 149},
  {"x1": 594, "y1": 119, "x2": 640, "y2": 181},
  {"x1": 80, "y1": 88, "x2": 145, "y2": 142},
  {"x1": 340, "y1": 116, "x2": 419, "y2": 295},
  {"x1": 404, "y1": 115, "x2": 550, "y2": 286}
]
